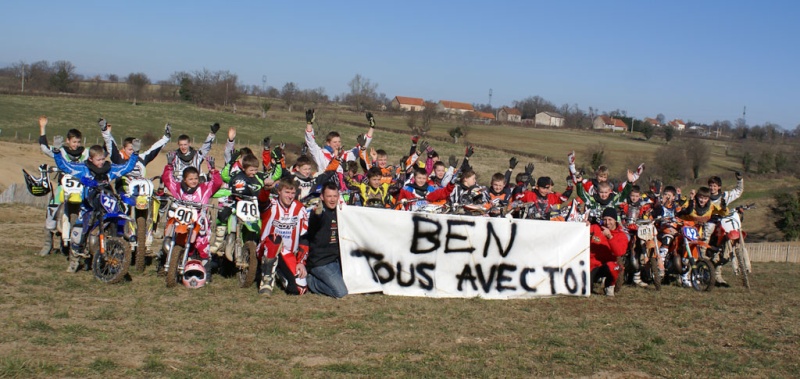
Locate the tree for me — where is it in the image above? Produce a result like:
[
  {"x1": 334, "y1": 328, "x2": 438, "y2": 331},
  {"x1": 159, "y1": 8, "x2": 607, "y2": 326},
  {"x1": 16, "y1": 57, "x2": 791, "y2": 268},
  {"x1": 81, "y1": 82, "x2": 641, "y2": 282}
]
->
[
  {"x1": 683, "y1": 138, "x2": 710, "y2": 179},
  {"x1": 663, "y1": 125, "x2": 675, "y2": 143},
  {"x1": 281, "y1": 82, "x2": 299, "y2": 112},
  {"x1": 107, "y1": 74, "x2": 119, "y2": 82},
  {"x1": 656, "y1": 113, "x2": 666, "y2": 125},
  {"x1": 406, "y1": 111, "x2": 419, "y2": 134},
  {"x1": 772, "y1": 191, "x2": 800, "y2": 241},
  {"x1": 585, "y1": 143, "x2": 607, "y2": 172},
  {"x1": 419, "y1": 101, "x2": 438, "y2": 136},
  {"x1": 347, "y1": 74, "x2": 379, "y2": 111},
  {"x1": 749, "y1": 125, "x2": 766, "y2": 142},
  {"x1": 641, "y1": 122, "x2": 656, "y2": 140},
  {"x1": 49, "y1": 60, "x2": 77, "y2": 92},
  {"x1": 651, "y1": 144, "x2": 690, "y2": 183},
  {"x1": 448, "y1": 127, "x2": 464, "y2": 144},
  {"x1": 512, "y1": 96, "x2": 557, "y2": 119},
  {"x1": 126, "y1": 72, "x2": 150, "y2": 105}
]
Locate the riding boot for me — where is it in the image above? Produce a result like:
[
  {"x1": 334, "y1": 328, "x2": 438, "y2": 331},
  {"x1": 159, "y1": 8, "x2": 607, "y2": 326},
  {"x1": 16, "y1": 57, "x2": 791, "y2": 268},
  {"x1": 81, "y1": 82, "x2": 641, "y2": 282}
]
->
[
  {"x1": 633, "y1": 271, "x2": 648, "y2": 288},
  {"x1": 39, "y1": 229, "x2": 53, "y2": 256},
  {"x1": 66, "y1": 250, "x2": 81, "y2": 273},
  {"x1": 209, "y1": 226, "x2": 227, "y2": 257},
  {"x1": 259, "y1": 257, "x2": 278, "y2": 295},
  {"x1": 680, "y1": 272, "x2": 692, "y2": 288},
  {"x1": 714, "y1": 265, "x2": 730, "y2": 287}
]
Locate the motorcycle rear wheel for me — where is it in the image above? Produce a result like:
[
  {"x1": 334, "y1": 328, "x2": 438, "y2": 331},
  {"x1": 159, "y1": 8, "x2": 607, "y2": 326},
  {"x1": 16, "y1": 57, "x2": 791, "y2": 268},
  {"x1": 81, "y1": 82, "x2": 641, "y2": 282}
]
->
[
  {"x1": 92, "y1": 233, "x2": 131, "y2": 284},
  {"x1": 691, "y1": 258, "x2": 715, "y2": 292},
  {"x1": 237, "y1": 241, "x2": 258, "y2": 288}
]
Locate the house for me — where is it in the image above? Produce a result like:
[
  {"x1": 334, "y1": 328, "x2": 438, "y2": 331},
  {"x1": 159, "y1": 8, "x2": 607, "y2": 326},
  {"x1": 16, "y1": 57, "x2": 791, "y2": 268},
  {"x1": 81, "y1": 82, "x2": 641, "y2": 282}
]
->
[
  {"x1": 437, "y1": 100, "x2": 474, "y2": 115},
  {"x1": 668, "y1": 119, "x2": 686, "y2": 131},
  {"x1": 593, "y1": 115, "x2": 627, "y2": 132},
  {"x1": 391, "y1": 96, "x2": 425, "y2": 112},
  {"x1": 497, "y1": 106, "x2": 522, "y2": 123},
  {"x1": 470, "y1": 111, "x2": 496, "y2": 124},
  {"x1": 644, "y1": 117, "x2": 660, "y2": 127},
  {"x1": 535, "y1": 111, "x2": 565, "y2": 127}
]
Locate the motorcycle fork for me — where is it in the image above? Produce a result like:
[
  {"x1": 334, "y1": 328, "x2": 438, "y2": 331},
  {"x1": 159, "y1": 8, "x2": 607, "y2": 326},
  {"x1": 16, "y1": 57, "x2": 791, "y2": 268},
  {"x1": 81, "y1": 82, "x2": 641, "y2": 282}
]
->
[{"x1": 163, "y1": 227, "x2": 177, "y2": 272}]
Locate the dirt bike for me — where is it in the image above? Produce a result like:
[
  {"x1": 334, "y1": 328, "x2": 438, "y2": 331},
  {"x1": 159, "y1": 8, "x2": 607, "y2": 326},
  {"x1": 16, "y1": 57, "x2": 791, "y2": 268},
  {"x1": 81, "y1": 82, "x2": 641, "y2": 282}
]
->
[
  {"x1": 663, "y1": 219, "x2": 715, "y2": 291},
  {"x1": 78, "y1": 181, "x2": 133, "y2": 284},
  {"x1": 622, "y1": 218, "x2": 663, "y2": 290},
  {"x1": 161, "y1": 199, "x2": 216, "y2": 288},
  {"x1": 123, "y1": 176, "x2": 159, "y2": 273},
  {"x1": 223, "y1": 194, "x2": 260, "y2": 288},
  {"x1": 714, "y1": 203, "x2": 755, "y2": 289},
  {"x1": 397, "y1": 198, "x2": 449, "y2": 214}
]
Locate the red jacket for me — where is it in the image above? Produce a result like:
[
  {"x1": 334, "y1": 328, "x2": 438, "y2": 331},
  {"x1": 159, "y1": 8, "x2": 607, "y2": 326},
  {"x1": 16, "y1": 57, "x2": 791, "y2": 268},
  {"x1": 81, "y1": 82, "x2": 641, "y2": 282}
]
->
[{"x1": 589, "y1": 223, "x2": 628, "y2": 263}]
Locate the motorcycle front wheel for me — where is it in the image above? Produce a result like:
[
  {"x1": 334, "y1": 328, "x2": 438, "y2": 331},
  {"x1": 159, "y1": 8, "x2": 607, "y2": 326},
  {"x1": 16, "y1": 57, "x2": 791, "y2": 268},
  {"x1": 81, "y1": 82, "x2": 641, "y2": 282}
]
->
[
  {"x1": 691, "y1": 258, "x2": 716, "y2": 292},
  {"x1": 92, "y1": 232, "x2": 131, "y2": 284},
  {"x1": 237, "y1": 241, "x2": 258, "y2": 288}
]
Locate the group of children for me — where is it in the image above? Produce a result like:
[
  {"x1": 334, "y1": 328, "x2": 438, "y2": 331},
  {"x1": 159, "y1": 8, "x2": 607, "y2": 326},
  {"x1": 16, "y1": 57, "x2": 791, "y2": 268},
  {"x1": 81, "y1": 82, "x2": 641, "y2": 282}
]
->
[{"x1": 28, "y1": 110, "x2": 746, "y2": 297}]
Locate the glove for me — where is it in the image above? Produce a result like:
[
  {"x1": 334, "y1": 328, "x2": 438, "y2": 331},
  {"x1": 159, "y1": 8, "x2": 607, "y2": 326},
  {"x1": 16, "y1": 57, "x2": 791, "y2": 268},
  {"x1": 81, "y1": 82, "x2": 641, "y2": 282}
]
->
[
  {"x1": 166, "y1": 151, "x2": 176, "y2": 164},
  {"x1": 465, "y1": 145, "x2": 474, "y2": 158},
  {"x1": 301, "y1": 142, "x2": 308, "y2": 156},
  {"x1": 509, "y1": 157, "x2": 519, "y2": 170},
  {"x1": 305, "y1": 109, "x2": 315, "y2": 124},
  {"x1": 164, "y1": 123, "x2": 171, "y2": 138},
  {"x1": 632, "y1": 163, "x2": 645, "y2": 182},
  {"x1": 273, "y1": 144, "x2": 283, "y2": 158},
  {"x1": 735, "y1": 171, "x2": 742, "y2": 180},
  {"x1": 356, "y1": 134, "x2": 367, "y2": 148},
  {"x1": 567, "y1": 150, "x2": 577, "y2": 175},
  {"x1": 229, "y1": 149, "x2": 241, "y2": 164},
  {"x1": 366, "y1": 112, "x2": 375, "y2": 127},
  {"x1": 52, "y1": 135, "x2": 64, "y2": 150},
  {"x1": 210, "y1": 123, "x2": 221, "y2": 134},
  {"x1": 131, "y1": 139, "x2": 142, "y2": 153},
  {"x1": 448, "y1": 155, "x2": 458, "y2": 168},
  {"x1": 525, "y1": 163, "x2": 534, "y2": 175},
  {"x1": 418, "y1": 140, "x2": 429, "y2": 154},
  {"x1": 451, "y1": 170, "x2": 462, "y2": 184},
  {"x1": 207, "y1": 156, "x2": 216, "y2": 170},
  {"x1": 263, "y1": 136, "x2": 271, "y2": 150},
  {"x1": 411, "y1": 135, "x2": 420, "y2": 144},
  {"x1": 98, "y1": 118, "x2": 108, "y2": 132}
]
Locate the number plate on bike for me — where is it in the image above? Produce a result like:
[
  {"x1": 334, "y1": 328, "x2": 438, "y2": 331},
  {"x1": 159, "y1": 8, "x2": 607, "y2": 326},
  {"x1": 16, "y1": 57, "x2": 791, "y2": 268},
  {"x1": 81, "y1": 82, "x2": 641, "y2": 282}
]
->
[
  {"x1": 61, "y1": 175, "x2": 83, "y2": 194},
  {"x1": 235, "y1": 200, "x2": 259, "y2": 223},
  {"x1": 126, "y1": 179, "x2": 153, "y2": 197},
  {"x1": 681, "y1": 226, "x2": 699, "y2": 241},
  {"x1": 100, "y1": 193, "x2": 118, "y2": 213},
  {"x1": 637, "y1": 224, "x2": 657, "y2": 241},
  {"x1": 170, "y1": 206, "x2": 199, "y2": 225}
]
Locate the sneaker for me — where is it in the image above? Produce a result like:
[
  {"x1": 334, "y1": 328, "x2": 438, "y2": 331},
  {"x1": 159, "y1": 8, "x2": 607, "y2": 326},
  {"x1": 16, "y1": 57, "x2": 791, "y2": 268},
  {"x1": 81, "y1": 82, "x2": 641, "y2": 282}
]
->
[
  {"x1": 603, "y1": 286, "x2": 615, "y2": 297},
  {"x1": 636, "y1": 280, "x2": 649, "y2": 288}
]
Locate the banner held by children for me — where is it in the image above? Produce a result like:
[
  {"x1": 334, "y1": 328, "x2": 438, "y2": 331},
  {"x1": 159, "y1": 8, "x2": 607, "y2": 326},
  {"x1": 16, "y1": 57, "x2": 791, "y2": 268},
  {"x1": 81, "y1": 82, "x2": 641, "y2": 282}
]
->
[{"x1": 338, "y1": 206, "x2": 590, "y2": 299}]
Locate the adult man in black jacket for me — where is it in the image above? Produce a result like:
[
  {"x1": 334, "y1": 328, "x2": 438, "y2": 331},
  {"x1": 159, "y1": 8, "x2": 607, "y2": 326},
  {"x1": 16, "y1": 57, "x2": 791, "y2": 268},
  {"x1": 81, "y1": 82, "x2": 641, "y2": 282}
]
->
[{"x1": 297, "y1": 182, "x2": 348, "y2": 298}]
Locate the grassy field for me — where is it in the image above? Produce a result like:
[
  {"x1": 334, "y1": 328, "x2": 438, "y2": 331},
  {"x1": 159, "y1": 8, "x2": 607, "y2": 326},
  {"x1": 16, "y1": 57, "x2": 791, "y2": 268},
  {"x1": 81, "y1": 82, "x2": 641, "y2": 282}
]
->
[
  {"x1": 0, "y1": 203, "x2": 799, "y2": 378},
  {"x1": 0, "y1": 94, "x2": 798, "y2": 241}
]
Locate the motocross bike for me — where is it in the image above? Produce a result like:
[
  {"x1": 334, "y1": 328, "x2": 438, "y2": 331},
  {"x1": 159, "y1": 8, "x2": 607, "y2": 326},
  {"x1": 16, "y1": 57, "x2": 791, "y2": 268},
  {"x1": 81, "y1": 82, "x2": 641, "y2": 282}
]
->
[
  {"x1": 714, "y1": 203, "x2": 755, "y2": 289},
  {"x1": 124, "y1": 176, "x2": 158, "y2": 273},
  {"x1": 161, "y1": 199, "x2": 216, "y2": 288},
  {"x1": 622, "y1": 218, "x2": 662, "y2": 291},
  {"x1": 223, "y1": 194, "x2": 260, "y2": 288},
  {"x1": 78, "y1": 181, "x2": 133, "y2": 284},
  {"x1": 663, "y1": 219, "x2": 716, "y2": 291},
  {"x1": 48, "y1": 168, "x2": 84, "y2": 255}
]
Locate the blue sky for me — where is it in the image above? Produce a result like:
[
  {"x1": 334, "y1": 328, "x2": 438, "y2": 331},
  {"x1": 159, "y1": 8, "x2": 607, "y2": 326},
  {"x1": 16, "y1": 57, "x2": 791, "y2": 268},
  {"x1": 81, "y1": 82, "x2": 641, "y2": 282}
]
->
[{"x1": 1, "y1": 1, "x2": 798, "y2": 128}]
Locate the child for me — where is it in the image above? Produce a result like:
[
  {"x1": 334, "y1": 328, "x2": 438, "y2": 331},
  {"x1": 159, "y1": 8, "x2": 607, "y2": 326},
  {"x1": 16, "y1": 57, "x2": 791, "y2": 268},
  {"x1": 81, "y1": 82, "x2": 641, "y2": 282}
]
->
[
  {"x1": 396, "y1": 167, "x2": 439, "y2": 211},
  {"x1": 169, "y1": 123, "x2": 220, "y2": 180},
  {"x1": 618, "y1": 185, "x2": 653, "y2": 288},
  {"x1": 37, "y1": 116, "x2": 89, "y2": 256},
  {"x1": 52, "y1": 138, "x2": 139, "y2": 273},
  {"x1": 514, "y1": 176, "x2": 573, "y2": 220},
  {"x1": 589, "y1": 207, "x2": 629, "y2": 296},
  {"x1": 678, "y1": 186, "x2": 729, "y2": 286},
  {"x1": 161, "y1": 152, "x2": 223, "y2": 280},
  {"x1": 706, "y1": 173, "x2": 744, "y2": 286},
  {"x1": 348, "y1": 167, "x2": 394, "y2": 208}
]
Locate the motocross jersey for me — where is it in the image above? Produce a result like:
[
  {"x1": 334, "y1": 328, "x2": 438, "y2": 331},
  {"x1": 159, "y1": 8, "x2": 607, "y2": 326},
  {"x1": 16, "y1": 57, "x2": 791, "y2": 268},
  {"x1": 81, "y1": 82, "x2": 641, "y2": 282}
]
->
[
  {"x1": 258, "y1": 198, "x2": 308, "y2": 255},
  {"x1": 171, "y1": 132, "x2": 215, "y2": 181},
  {"x1": 517, "y1": 189, "x2": 569, "y2": 219},
  {"x1": 619, "y1": 199, "x2": 653, "y2": 224},
  {"x1": 709, "y1": 178, "x2": 743, "y2": 212},
  {"x1": 351, "y1": 182, "x2": 393, "y2": 208}
]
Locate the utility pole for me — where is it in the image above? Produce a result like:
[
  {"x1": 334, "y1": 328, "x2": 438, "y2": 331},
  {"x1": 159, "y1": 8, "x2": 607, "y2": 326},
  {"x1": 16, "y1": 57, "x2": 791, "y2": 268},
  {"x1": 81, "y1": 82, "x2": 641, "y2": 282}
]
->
[{"x1": 20, "y1": 62, "x2": 25, "y2": 93}]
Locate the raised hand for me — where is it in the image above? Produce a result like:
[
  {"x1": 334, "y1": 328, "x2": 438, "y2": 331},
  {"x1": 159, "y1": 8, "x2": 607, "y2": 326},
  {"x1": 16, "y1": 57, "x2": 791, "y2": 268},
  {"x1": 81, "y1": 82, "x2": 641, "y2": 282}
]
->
[
  {"x1": 567, "y1": 151, "x2": 575, "y2": 166},
  {"x1": 631, "y1": 163, "x2": 645, "y2": 182},
  {"x1": 735, "y1": 171, "x2": 742, "y2": 180},
  {"x1": 98, "y1": 118, "x2": 108, "y2": 132},
  {"x1": 370, "y1": 147, "x2": 378, "y2": 162},
  {"x1": 164, "y1": 123, "x2": 172, "y2": 138},
  {"x1": 263, "y1": 136, "x2": 271, "y2": 150},
  {"x1": 525, "y1": 163, "x2": 535, "y2": 175},
  {"x1": 366, "y1": 112, "x2": 376, "y2": 127},
  {"x1": 509, "y1": 157, "x2": 519, "y2": 170},
  {"x1": 131, "y1": 139, "x2": 142, "y2": 153},
  {"x1": 305, "y1": 109, "x2": 316, "y2": 125},
  {"x1": 210, "y1": 122, "x2": 221, "y2": 134},
  {"x1": 52, "y1": 135, "x2": 64, "y2": 150},
  {"x1": 418, "y1": 140, "x2": 429, "y2": 155},
  {"x1": 166, "y1": 151, "x2": 176, "y2": 164},
  {"x1": 356, "y1": 134, "x2": 367, "y2": 148},
  {"x1": 38, "y1": 115, "x2": 48, "y2": 133},
  {"x1": 465, "y1": 145, "x2": 474, "y2": 158},
  {"x1": 207, "y1": 156, "x2": 216, "y2": 170},
  {"x1": 411, "y1": 135, "x2": 420, "y2": 144},
  {"x1": 227, "y1": 126, "x2": 236, "y2": 141}
]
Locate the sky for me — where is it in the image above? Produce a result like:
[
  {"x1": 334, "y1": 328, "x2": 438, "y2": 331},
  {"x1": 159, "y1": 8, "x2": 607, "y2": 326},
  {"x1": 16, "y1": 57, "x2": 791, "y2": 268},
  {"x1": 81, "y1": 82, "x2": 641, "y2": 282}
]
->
[{"x1": 1, "y1": 1, "x2": 798, "y2": 129}]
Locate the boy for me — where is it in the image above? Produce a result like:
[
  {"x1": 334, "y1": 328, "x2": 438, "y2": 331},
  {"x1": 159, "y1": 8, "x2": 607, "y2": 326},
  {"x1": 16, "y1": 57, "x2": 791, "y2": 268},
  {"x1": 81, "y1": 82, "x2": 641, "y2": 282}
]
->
[
  {"x1": 52, "y1": 138, "x2": 139, "y2": 272},
  {"x1": 396, "y1": 167, "x2": 438, "y2": 211},
  {"x1": 618, "y1": 185, "x2": 654, "y2": 287},
  {"x1": 678, "y1": 186, "x2": 729, "y2": 286},
  {"x1": 514, "y1": 176, "x2": 573, "y2": 220},
  {"x1": 590, "y1": 208, "x2": 629, "y2": 296},
  {"x1": 705, "y1": 173, "x2": 744, "y2": 286},
  {"x1": 348, "y1": 167, "x2": 394, "y2": 208},
  {"x1": 304, "y1": 109, "x2": 374, "y2": 190},
  {"x1": 256, "y1": 178, "x2": 310, "y2": 296},
  {"x1": 37, "y1": 116, "x2": 89, "y2": 256},
  {"x1": 574, "y1": 165, "x2": 637, "y2": 220},
  {"x1": 162, "y1": 152, "x2": 223, "y2": 279},
  {"x1": 169, "y1": 122, "x2": 220, "y2": 180}
]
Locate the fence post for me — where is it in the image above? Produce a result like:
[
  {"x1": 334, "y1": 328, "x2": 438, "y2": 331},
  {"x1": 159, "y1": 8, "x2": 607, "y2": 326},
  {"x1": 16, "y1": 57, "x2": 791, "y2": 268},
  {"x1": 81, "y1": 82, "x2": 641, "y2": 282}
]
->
[{"x1": 788, "y1": 245, "x2": 791, "y2": 263}]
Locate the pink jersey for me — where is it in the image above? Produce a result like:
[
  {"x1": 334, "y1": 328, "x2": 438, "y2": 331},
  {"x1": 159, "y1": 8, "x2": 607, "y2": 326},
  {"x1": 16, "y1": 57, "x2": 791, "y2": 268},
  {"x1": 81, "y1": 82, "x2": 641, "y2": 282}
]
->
[{"x1": 161, "y1": 164, "x2": 222, "y2": 204}]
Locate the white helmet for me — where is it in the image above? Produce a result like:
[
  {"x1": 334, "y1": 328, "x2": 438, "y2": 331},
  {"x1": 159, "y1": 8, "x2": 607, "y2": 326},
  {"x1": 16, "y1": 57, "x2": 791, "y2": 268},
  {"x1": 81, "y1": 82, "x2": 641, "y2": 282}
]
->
[{"x1": 182, "y1": 260, "x2": 207, "y2": 289}]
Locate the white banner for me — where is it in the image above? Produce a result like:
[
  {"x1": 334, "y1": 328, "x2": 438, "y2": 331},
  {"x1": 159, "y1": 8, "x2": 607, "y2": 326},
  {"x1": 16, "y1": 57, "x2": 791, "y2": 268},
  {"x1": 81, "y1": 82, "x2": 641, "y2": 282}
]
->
[{"x1": 338, "y1": 206, "x2": 590, "y2": 299}]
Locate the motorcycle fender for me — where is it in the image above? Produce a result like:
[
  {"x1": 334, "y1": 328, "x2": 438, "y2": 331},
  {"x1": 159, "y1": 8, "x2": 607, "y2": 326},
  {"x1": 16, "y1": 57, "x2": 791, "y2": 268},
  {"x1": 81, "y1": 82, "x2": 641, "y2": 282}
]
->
[
  {"x1": 727, "y1": 230, "x2": 740, "y2": 241},
  {"x1": 175, "y1": 224, "x2": 189, "y2": 234},
  {"x1": 243, "y1": 221, "x2": 261, "y2": 233},
  {"x1": 104, "y1": 212, "x2": 132, "y2": 221},
  {"x1": 135, "y1": 196, "x2": 149, "y2": 210},
  {"x1": 67, "y1": 193, "x2": 82, "y2": 204}
]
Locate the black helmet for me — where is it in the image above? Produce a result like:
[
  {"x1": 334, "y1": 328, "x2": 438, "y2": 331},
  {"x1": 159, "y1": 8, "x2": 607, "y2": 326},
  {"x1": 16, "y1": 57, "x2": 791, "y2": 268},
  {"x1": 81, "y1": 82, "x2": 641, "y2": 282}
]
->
[{"x1": 22, "y1": 164, "x2": 52, "y2": 197}]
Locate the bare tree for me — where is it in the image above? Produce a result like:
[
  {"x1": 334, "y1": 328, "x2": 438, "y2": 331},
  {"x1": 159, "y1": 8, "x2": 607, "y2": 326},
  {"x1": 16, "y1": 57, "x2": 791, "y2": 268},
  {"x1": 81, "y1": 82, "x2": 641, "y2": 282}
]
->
[
  {"x1": 126, "y1": 72, "x2": 150, "y2": 105},
  {"x1": 656, "y1": 113, "x2": 666, "y2": 125},
  {"x1": 683, "y1": 138, "x2": 710, "y2": 179},
  {"x1": 347, "y1": 74, "x2": 378, "y2": 111},
  {"x1": 419, "y1": 101, "x2": 438, "y2": 136},
  {"x1": 49, "y1": 60, "x2": 77, "y2": 92},
  {"x1": 281, "y1": 82, "x2": 299, "y2": 112}
]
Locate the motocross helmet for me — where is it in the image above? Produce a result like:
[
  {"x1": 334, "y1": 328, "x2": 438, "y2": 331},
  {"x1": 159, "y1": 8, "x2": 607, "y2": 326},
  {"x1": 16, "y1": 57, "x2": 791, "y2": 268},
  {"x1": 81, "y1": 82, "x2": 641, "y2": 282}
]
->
[
  {"x1": 22, "y1": 165, "x2": 52, "y2": 197},
  {"x1": 182, "y1": 260, "x2": 207, "y2": 289}
]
